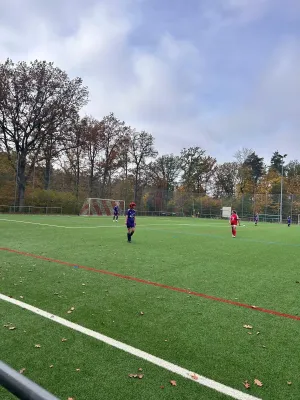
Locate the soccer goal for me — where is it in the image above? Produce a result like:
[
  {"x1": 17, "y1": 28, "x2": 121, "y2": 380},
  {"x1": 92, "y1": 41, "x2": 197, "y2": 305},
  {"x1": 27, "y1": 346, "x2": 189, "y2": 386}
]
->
[{"x1": 79, "y1": 198, "x2": 126, "y2": 216}]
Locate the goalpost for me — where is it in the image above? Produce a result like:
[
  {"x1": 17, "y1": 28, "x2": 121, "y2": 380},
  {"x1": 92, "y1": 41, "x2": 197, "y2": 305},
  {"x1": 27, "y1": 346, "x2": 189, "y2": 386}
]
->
[{"x1": 79, "y1": 198, "x2": 126, "y2": 217}]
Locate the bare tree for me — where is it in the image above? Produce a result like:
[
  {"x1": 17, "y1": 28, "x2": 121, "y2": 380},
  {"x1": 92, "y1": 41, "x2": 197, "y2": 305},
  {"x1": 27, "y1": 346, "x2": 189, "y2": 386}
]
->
[
  {"x1": 130, "y1": 131, "x2": 158, "y2": 203},
  {"x1": 0, "y1": 58, "x2": 88, "y2": 206}
]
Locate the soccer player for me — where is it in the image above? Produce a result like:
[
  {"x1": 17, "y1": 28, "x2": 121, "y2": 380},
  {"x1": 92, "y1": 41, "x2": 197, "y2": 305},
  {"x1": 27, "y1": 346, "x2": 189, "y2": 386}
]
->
[
  {"x1": 287, "y1": 215, "x2": 291, "y2": 227},
  {"x1": 113, "y1": 203, "x2": 119, "y2": 222},
  {"x1": 254, "y1": 213, "x2": 258, "y2": 226},
  {"x1": 126, "y1": 202, "x2": 136, "y2": 242},
  {"x1": 230, "y1": 210, "x2": 239, "y2": 238}
]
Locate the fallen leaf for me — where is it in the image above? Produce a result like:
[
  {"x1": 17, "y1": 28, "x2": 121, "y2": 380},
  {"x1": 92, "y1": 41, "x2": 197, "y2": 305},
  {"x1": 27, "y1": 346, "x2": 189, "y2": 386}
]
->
[
  {"x1": 76, "y1": 369, "x2": 80, "y2": 372},
  {"x1": 138, "y1": 368, "x2": 143, "y2": 371},
  {"x1": 61, "y1": 338, "x2": 67, "y2": 342},
  {"x1": 70, "y1": 307, "x2": 75, "y2": 311},
  {"x1": 140, "y1": 312, "x2": 144, "y2": 315},
  {"x1": 19, "y1": 368, "x2": 26, "y2": 374},
  {"x1": 67, "y1": 398, "x2": 75, "y2": 400},
  {"x1": 243, "y1": 325, "x2": 253, "y2": 329},
  {"x1": 20, "y1": 296, "x2": 24, "y2": 299},
  {"x1": 128, "y1": 374, "x2": 137, "y2": 378},
  {"x1": 251, "y1": 305, "x2": 257, "y2": 309},
  {"x1": 160, "y1": 386, "x2": 165, "y2": 389},
  {"x1": 190, "y1": 373, "x2": 198, "y2": 380},
  {"x1": 243, "y1": 381, "x2": 250, "y2": 389},
  {"x1": 247, "y1": 332, "x2": 252, "y2": 335},
  {"x1": 50, "y1": 365, "x2": 54, "y2": 368},
  {"x1": 254, "y1": 379, "x2": 263, "y2": 387},
  {"x1": 67, "y1": 311, "x2": 72, "y2": 314},
  {"x1": 170, "y1": 380, "x2": 177, "y2": 386},
  {"x1": 138, "y1": 374, "x2": 144, "y2": 379},
  {"x1": 35, "y1": 344, "x2": 41, "y2": 348},
  {"x1": 262, "y1": 345, "x2": 266, "y2": 348},
  {"x1": 287, "y1": 381, "x2": 292, "y2": 385},
  {"x1": 8, "y1": 326, "x2": 16, "y2": 330}
]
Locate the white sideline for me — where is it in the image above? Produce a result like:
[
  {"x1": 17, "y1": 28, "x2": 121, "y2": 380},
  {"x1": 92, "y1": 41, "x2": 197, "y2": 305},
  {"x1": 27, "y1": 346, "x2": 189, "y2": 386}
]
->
[
  {"x1": 0, "y1": 218, "x2": 240, "y2": 229},
  {"x1": 0, "y1": 293, "x2": 260, "y2": 400}
]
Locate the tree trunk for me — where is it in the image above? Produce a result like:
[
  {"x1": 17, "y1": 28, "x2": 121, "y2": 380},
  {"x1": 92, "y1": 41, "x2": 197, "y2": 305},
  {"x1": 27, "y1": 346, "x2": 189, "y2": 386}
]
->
[
  {"x1": 89, "y1": 164, "x2": 94, "y2": 197},
  {"x1": 44, "y1": 157, "x2": 51, "y2": 190},
  {"x1": 17, "y1": 155, "x2": 26, "y2": 209}
]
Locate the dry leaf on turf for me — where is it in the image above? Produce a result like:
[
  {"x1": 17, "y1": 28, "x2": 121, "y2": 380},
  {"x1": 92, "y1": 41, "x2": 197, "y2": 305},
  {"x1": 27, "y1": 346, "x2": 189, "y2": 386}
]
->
[
  {"x1": 76, "y1": 369, "x2": 80, "y2": 372},
  {"x1": 67, "y1": 398, "x2": 75, "y2": 400},
  {"x1": 170, "y1": 380, "x2": 177, "y2": 386},
  {"x1": 50, "y1": 365, "x2": 54, "y2": 368},
  {"x1": 138, "y1": 374, "x2": 144, "y2": 379},
  {"x1": 35, "y1": 344, "x2": 41, "y2": 348},
  {"x1": 243, "y1": 325, "x2": 253, "y2": 329},
  {"x1": 67, "y1": 311, "x2": 72, "y2": 314},
  {"x1": 243, "y1": 381, "x2": 250, "y2": 389},
  {"x1": 138, "y1": 368, "x2": 143, "y2": 371},
  {"x1": 8, "y1": 326, "x2": 16, "y2": 330},
  {"x1": 70, "y1": 307, "x2": 75, "y2": 311},
  {"x1": 160, "y1": 386, "x2": 165, "y2": 389},
  {"x1": 254, "y1": 379, "x2": 263, "y2": 387},
  {"x1": 61, "y1": 338, "x2": 67, "y2": 342},
  {"x1": 287, "y1": 382, "x2": 292, "y2": 385},
  {"x1": 190, "y1": 373, "x2": 198, "y2": 380},
  {"x1": 140, "y1": 312, "x2": 144, "y2": 315},
  {"x1": 247, "y1": 332, "x2": 252, "y2": 335},
  {"x1": 128, "y1": 374, "x2": 138, "y2": 378},
  {"x1": 19, "y1": 368, "x2": 26, "y2": 374}
]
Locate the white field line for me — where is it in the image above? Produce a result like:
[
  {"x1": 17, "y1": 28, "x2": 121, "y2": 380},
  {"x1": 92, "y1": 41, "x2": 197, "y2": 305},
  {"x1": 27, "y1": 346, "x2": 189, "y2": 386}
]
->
[
  {"x1": 0, "y1": 293, "x2": 260, "y2": 400},
  {"x1": 0, "y1": 218, "x2": 242, "y2": 230}
]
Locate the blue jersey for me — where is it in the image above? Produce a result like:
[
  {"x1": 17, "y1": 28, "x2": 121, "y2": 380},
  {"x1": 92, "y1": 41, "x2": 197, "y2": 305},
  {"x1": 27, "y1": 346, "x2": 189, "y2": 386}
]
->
[
  {"x1": 114, "y1": 205, "x2": 119, "y2": 215},
  {"x1": 126, "y1": 208, "x2": 136, "y2": 227},
  {"x1": 287, "y1": 217, "x2": 291, "y2": 224},
  {"x1": 254, "y1": 215, "x2": 258, "y2": 221}
]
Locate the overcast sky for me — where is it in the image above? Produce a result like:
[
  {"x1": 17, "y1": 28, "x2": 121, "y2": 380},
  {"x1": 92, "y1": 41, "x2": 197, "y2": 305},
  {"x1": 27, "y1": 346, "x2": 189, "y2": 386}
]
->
[{"x1": 0, "y1": 0, "x2": 299, "y2": 164}]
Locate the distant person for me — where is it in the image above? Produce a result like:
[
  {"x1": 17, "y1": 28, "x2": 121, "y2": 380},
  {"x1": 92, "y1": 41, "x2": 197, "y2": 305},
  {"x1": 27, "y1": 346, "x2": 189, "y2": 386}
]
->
[
  {"x1": 287, "y1": 216, "x2": 291, "y2": 227},
  {"x1": 254, "y1": 213, "x2": 258, "y2": 226},
  {"x1": 126, "y1": 202, "x2": 136, "y2": 242},
  {"x1": 230, "y1": 210, "x2": 239, "y2": 238},
  {"x1": 113, "y1": 203, "x2": 119, "y2": 222}
]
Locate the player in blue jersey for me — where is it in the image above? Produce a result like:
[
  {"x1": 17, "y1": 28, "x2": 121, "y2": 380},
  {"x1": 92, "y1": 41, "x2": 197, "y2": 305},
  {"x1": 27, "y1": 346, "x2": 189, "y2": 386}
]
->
[
  {"x1": 287, "y1": 215, "x2": 291, "y2": 227},
  {"x1": 254, "y1": 213, "x2": 258, "y2": 226},
  {"x1": 126, "y1": 202, "x2": 136, "y2": 242},
  {"x1": 113, "y1": 203, "x2": 119, "y2": 222}
]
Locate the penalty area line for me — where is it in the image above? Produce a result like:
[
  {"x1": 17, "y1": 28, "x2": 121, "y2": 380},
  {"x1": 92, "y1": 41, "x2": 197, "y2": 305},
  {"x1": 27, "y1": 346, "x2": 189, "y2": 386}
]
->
[{"x1": 0, "y1": 293, "x2": 260, "y2": 400}]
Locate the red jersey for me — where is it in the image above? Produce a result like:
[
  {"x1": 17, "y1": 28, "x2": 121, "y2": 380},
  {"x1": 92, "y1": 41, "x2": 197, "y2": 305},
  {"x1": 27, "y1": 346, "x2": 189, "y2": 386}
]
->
[{"x1": 230, "y1": 214, "x2": 238, "y2": 225}]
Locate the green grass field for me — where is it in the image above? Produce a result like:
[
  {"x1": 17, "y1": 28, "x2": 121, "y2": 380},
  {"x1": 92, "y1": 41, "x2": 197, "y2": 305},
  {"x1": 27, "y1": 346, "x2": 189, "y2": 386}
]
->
[{"x1": 1, "y1": 215, "x2": 300, "y2": 400}]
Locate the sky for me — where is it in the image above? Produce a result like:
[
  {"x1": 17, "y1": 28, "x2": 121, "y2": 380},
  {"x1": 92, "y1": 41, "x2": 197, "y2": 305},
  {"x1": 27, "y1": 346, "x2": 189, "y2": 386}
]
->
[{"x1": 0, "y1": 0, "x2": 300, "y2": 164}]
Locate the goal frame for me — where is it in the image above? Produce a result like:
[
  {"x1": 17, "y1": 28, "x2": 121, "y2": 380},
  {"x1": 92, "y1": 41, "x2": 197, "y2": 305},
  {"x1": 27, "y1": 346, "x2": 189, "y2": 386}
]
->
[{"x1": 80, "y1": 198, "x2": 126, "y2": 217}]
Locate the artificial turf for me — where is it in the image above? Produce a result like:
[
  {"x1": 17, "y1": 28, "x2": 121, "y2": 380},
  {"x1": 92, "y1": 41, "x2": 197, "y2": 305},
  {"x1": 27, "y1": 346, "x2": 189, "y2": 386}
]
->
[{"x1": 1, "y1": 215, "x2": 300, "y2": 399}]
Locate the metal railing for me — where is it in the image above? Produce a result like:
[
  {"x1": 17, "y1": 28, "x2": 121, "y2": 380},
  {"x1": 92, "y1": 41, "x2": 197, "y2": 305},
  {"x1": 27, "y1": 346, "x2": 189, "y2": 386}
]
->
[{"x1": 0, "y1": 361, "x2": 59, "y2": 400}]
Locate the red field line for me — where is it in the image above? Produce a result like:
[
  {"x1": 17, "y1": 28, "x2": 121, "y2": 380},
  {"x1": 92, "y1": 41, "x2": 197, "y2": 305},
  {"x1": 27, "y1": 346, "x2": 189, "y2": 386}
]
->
[{"x1": 1, "y1": 246, "x2": 300, "y2": 322}]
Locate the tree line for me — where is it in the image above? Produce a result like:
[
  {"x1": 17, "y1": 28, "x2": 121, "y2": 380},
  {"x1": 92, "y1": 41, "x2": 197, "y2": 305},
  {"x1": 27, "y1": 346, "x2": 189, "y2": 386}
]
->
[{"x1": 1, "y1": 58, "x2": 300, "y2": 214}]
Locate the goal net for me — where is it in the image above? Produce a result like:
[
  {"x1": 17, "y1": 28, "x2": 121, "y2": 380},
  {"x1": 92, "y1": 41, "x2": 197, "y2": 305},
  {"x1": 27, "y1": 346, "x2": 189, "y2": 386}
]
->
[{"x1": 79, "y1": 198, "x2": 126, "y2": 216}]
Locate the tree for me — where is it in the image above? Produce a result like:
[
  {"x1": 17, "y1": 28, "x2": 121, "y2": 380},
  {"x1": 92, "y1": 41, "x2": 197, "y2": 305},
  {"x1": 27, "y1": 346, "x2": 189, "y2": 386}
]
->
[
  {"x1": 97, "y1": 113, "x2": 130, "y2": 197},
  {"x1": 244, "y1": 152, "x2": 265, "y2": 186},
  {"x1": 270, "y1": 151, "x2": 284, "y2": 174},
  {"x1": 63, "y1": 119, "x2": 86, "y2": 200},
  {"x1": 213, "y1": 162, "x2": 238, "y2": 198},
  {"x1": 180, "y1": 147, "x2": 216, "y2": 194},
  {"x1": 234, "y1": 148, "x2": 254, "y2": 194},
  {"x1": 149, "y1": 154, "x2": 181, "y2": 208},
  {"x1": 0, "y1": 59, "x2": 88, "y2": 206},
  {"x1": 82, "y1": 117, "x2": 104, "y2": 197},
  {"x1": 130, "y1": 131, "x2": 158, "y2": 203}
]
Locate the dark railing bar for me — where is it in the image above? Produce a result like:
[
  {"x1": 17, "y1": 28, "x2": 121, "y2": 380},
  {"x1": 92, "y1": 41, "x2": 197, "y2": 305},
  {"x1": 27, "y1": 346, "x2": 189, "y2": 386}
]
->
[{"x1": 0, "y1": 360, "x2": 59, "y2": 400}]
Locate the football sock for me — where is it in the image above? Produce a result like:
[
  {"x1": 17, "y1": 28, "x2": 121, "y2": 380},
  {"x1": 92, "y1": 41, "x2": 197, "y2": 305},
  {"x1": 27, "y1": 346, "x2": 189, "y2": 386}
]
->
[
  {"x1": 127, "y1": 233, "x2": 131, "y2": 241},
  {"x1": 130, "y1": 231, "x2": 134, "y2": 237}
]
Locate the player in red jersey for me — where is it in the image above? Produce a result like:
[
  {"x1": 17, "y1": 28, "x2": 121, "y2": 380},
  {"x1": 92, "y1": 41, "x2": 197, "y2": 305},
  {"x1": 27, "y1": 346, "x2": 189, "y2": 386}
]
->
[{"x1": 230, "y1": 210, "x2": 239, "y2": 238}]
